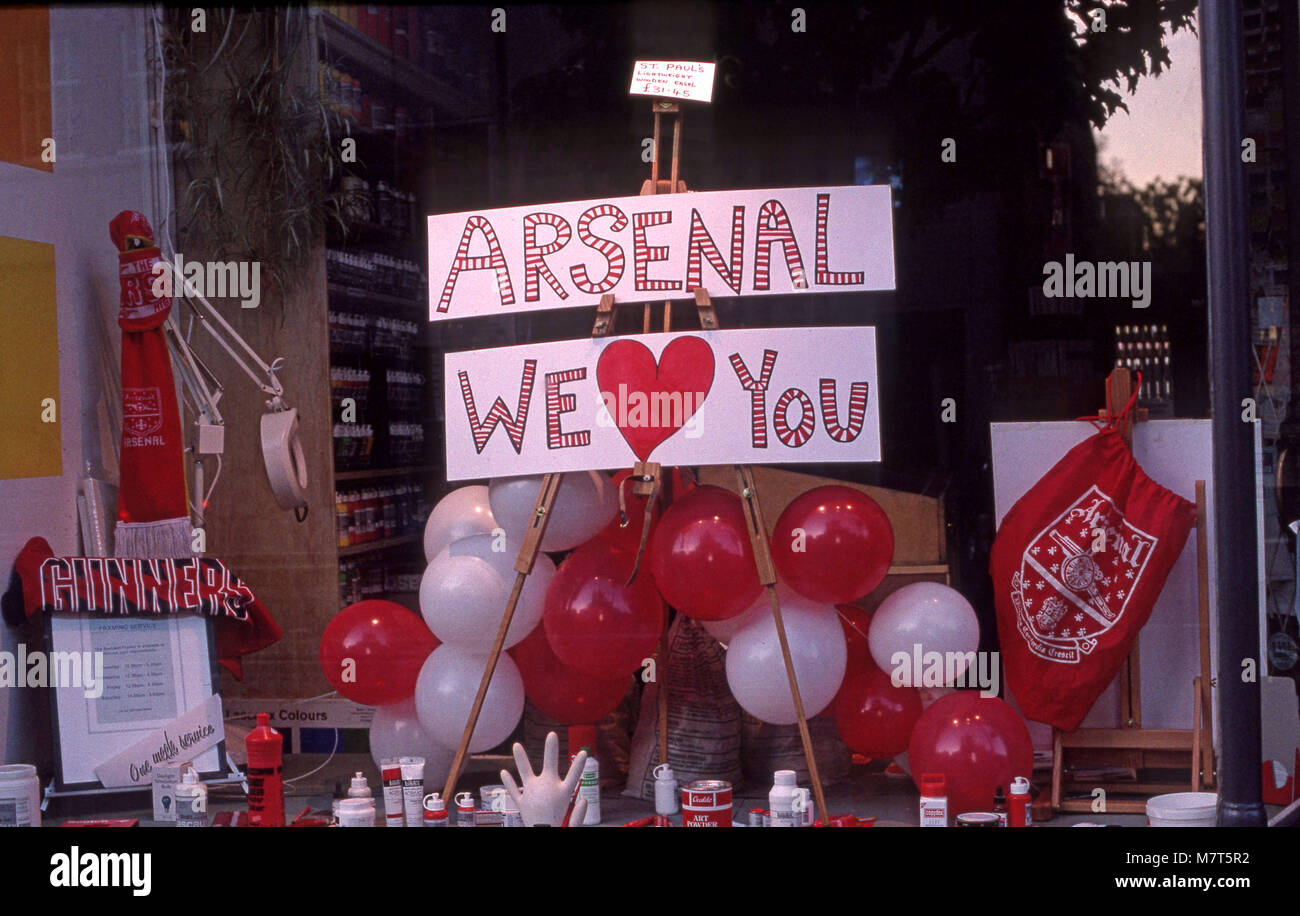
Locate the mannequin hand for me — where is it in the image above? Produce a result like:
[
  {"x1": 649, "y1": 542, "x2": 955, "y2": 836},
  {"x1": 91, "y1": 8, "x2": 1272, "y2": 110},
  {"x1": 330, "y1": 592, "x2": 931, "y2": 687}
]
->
[{"x1": 501, "y1": 730, "x2": 587, "y2": 827}]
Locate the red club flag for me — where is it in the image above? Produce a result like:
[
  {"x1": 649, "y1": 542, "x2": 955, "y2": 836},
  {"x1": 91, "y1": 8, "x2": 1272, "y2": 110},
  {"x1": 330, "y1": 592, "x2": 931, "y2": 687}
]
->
[
  {"x1": 989, "y1": 427, "x2": 1196, "y2": 731},
  {"x1": 109, "y1": 210, "x2": 192, "y2": 557}
]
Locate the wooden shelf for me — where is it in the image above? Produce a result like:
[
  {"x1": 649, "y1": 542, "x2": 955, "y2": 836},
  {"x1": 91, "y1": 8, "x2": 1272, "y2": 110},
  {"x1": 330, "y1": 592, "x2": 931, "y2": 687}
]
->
[
  {"x1": 337, "y1": 533, "x2": 422, "y2": 557},
  {"x1": 314, "y1": 10, "x2": 479, "y2": 118},
  {"x1": 335, "y1": 464, "x2": 435, "y2": 481}
]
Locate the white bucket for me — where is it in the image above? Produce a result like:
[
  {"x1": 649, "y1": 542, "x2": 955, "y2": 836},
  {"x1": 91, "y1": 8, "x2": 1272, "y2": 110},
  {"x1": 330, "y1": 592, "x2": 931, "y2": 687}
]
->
[
  {"x1": 0, "y1": 764, "x2": 41, "y2": 827},
  {"x1": 1146, "y1": 792, "x2": 1217, "y2": 827}
]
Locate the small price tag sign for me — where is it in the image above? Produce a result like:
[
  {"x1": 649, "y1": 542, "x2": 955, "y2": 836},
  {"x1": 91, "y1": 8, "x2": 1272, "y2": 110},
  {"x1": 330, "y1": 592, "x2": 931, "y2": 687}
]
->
[{"x1": 629, "y1": 60, "x2": 716, "y2": 103}]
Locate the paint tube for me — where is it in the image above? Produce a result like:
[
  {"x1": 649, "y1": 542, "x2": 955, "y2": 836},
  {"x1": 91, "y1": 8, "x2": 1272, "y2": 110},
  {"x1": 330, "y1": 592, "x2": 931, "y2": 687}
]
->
[
  {"x1": 400, "y1": 756, "x2": 425, "y2": 827},
  {"x1": 381, "y1": 757, "x2": 404, "y2": 827}
]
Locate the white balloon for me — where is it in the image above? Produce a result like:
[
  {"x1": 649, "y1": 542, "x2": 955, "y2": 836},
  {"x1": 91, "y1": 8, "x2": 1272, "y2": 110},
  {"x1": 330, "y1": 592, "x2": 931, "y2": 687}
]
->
[
  {"x1": 424, "y1": 485, "x2": 498, "y2": 562},
  {"x1": 702, "y1": 602, "x2": 765, "y2": 646},
  {"x1": 489, "y1": 472, "x2": 616, "y2": 553},
  {"x1": 369, "y1": 698, "x2": 456, "y2": 793},
  {"x1": 724, "y1": 592, "x2": 846, "y2": 724},
  {"x1": 414, "y1": 645, "x2": 525, "y2": 753},
  {"x1": 867, "y1": 582, "x2": 980, "y2": 687},
  {"x1": 419, "y1": 534, "x2": 554, "y2": 651}
]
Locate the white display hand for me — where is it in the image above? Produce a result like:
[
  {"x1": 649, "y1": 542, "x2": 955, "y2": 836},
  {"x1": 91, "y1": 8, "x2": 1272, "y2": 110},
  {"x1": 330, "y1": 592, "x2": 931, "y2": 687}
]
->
[{"x1": 501, "y1": 730, "x2": 588, "y2": 827}]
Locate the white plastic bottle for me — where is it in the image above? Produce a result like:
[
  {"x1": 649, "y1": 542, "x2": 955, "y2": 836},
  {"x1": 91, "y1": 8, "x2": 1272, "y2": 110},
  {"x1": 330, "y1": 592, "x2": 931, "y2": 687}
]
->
[
  {"x1": 768, "y1": 770, "x2": 799, "y2": 827},
  {"x1": 578, "y1": 748, "x2": 601, "y2": 825},
  {"x1": 347, "y1": 771, "x2": 372, "y2": 799},
  {"x1": 175, "y1": 768, "x2": 208, "y2": 828}
]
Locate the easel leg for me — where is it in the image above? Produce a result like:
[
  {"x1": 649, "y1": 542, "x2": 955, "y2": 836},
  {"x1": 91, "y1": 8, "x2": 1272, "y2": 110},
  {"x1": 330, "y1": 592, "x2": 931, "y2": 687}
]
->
[
  {"x1": 735, "y1": 464, "x2": 832, "y2": 825},
  {"x1": 441, "y1": 472, "x2": 562, "y2": 801}
]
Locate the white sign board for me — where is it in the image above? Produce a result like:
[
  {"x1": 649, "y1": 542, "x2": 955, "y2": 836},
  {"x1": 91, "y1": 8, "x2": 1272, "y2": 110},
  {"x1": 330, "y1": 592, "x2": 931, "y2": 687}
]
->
[
  {"x1": 629, "y1": 60, "x2": 716, "y2": 102},
  {"x1": 445, "y1": 326, "x2": 880, "y2": 480},
  {"x1": 427, "y1": 185, "x2": 895, "y2": 321}
]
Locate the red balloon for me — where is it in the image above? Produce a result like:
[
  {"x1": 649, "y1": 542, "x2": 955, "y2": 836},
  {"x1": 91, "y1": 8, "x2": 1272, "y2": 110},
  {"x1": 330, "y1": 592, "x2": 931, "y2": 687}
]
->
[
  {"x1": 907, "y1": 692, "x2": 1033, "y2": 816},
  {"x1": 320, "y1": 600, "x2": 437, "y2": 705},
  {"x1": 772, "y1": 486, "x2": 895, "y2": 604},
  {"x1": 838, "y1": 604, "x2": 874, "y2": 676},
  {"x1": 601, "y1": 467, "x2": 698, "y2": 553},
  {"x1": 510, "y1": 625, "x2": 628, "y2": 724},
  {"x1": 544, "y1": 539, "x2": 665, "y2": 679},
  {"x1": 648, "y1": 485, "x2": 761, "y2": 620},
  {"x1": 833, "y1": 661, "x2": 922, "y2": 758},
  {"x1": 601, "y1": 470, "x2": 658, "y2": 553}
]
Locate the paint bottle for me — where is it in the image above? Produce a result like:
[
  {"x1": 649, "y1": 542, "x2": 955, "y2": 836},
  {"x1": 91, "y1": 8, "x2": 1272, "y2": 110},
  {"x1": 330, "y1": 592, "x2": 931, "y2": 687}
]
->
[
  {"x1": 347, "y1": 772, "x2": 372, "y2": 799},
  {"x1": 245, "y1": 713, "x2": 285, "y2": 827},
  {"x1": 993, "y1": 786, "x2": 1008, "y2": 826},
  {"x1": 918, "y1": 773, "x2": 948, "y2": 827},
  {"x1": 455, "y1": 791, "x2": 476, "y2": 827},
  {"x1": 578, "y1": 748, "x2": 600, "y2": 825},
  {"x1": 653, "y1": 763, "x2": 678, "y2": 815},
  {"x1": 423, "y1": 793, "x2": 448, "y2": 827},
  {"x1": 1009, "y1": 776, "x2": 1031, "y2": 827},
  {"x1": 175, "y1": 767, "x2": 208, "y2": 827},
  {"x1": 768, "y1": 770, "x2": 799, "y2": 827}
]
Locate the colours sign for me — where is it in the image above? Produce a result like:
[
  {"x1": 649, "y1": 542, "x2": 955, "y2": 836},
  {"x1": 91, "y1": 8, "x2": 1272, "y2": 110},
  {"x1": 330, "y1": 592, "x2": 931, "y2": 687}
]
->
[
  {"x1": 427, "y1": 186, "x2": 894, "y2": 321},
  {"x1": 444, "y1": 326, "x2": 880, "y2": 480}
]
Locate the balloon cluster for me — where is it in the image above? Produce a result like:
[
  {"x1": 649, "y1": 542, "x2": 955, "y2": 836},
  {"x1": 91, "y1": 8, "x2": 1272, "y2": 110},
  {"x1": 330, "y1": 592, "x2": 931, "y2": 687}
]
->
[
  {"x1": 321, "y1": 472, "x2": 638, "y2": 780},
  {"x1": 321, "y1": 474, "x2": 1031, "y2": 813}
]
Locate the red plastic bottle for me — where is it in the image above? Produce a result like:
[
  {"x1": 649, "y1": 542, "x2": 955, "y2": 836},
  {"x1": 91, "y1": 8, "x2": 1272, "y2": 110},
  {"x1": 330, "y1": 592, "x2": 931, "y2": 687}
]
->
[
  {"x1": 1008, "y1": 776, "x2": 1031, "y2": 827},
  {"x1": 246, "y1": 713, "x2": 285, "y2": 827}
]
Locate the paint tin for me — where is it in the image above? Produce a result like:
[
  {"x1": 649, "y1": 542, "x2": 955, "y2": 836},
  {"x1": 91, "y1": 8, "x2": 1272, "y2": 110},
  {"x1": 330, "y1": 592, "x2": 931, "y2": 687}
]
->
[
  {"x1": 748, "y1": 808, "x2": 766, "y2": 828},
  {"x1": 338, "y1": 797, "x2": 376, "y2": 827},
  {"x1": 680, "y1": 779, "x2": 732, "y2": 827},
  {"x1": 0, "y1": 764, "x2": 40, "y2": 827},
  {"x1": 955, "y1": 812, "x2": 1002, "y2": 828}
]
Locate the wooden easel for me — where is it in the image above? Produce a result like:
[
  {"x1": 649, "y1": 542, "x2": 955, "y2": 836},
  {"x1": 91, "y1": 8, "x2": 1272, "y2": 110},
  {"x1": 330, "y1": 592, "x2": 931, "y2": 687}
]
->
[
  {"x1": 442, "y1": 99, "x2": 833, "y2": 825},
  {"x1": 1048, "y1": 369, "x2": 1216, "y2": 814}
]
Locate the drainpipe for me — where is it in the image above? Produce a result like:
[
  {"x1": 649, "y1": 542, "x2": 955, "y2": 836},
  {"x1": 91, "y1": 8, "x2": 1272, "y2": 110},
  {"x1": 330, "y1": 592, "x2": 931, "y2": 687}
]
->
[{"x1": 1200, "y1": 0, "x2": 1267, "y2": 827}]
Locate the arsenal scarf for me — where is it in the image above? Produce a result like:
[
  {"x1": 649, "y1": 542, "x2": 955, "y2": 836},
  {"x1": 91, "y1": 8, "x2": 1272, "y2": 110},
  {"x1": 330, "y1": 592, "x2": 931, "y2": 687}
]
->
[
  {"x1": 989, "y1": 427, "x2": 1196, "y2": 732},
  {"x1": 109, "y1": 211, "x2": 192, "y2": 558},
  {"x1": 4, "y1": 537, "x2": 281, "y2": 678}
]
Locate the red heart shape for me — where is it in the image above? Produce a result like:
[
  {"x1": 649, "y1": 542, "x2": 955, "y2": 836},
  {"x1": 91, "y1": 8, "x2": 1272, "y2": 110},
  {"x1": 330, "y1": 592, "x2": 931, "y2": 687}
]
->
[{"x1": 596, "y1": 336, "x2": 714, "y2": 461}]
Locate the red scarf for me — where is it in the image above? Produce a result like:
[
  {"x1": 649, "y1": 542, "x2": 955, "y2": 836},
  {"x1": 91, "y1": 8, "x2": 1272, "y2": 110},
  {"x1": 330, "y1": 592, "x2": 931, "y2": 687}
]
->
[
  {"x1": 5, "y1": 537, "x2": 280, "y2": 678},
  {"x1": 109, "y1": 211, "x2": 191, "y2": 557}
]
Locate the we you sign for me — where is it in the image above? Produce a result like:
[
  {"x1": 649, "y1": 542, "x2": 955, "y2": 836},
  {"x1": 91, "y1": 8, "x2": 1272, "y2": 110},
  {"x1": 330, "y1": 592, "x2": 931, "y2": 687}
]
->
[
  {"x1": 444, "y1": 326, "x2": 879, "y2": 480},
  {"x1": 428, "y1": 186, "x2": 894, "y2": 321}
]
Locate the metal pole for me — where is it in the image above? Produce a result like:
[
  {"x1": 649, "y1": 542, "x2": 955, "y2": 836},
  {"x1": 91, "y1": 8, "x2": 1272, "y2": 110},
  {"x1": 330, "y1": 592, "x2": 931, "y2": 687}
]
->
[{"x1": 1200, "y1": 0, "x2": 1266, "y2": 827}]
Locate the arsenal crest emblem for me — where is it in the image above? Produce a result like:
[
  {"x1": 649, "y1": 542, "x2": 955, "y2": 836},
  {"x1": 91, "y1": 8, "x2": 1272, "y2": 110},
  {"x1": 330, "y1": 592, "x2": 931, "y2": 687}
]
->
[
  {"x1": 123, "y1": 387, "x2": 164, "y2": 437},
  {"x1": 1010, "y1": 485, "x2": 1158, "y2": 664}
]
